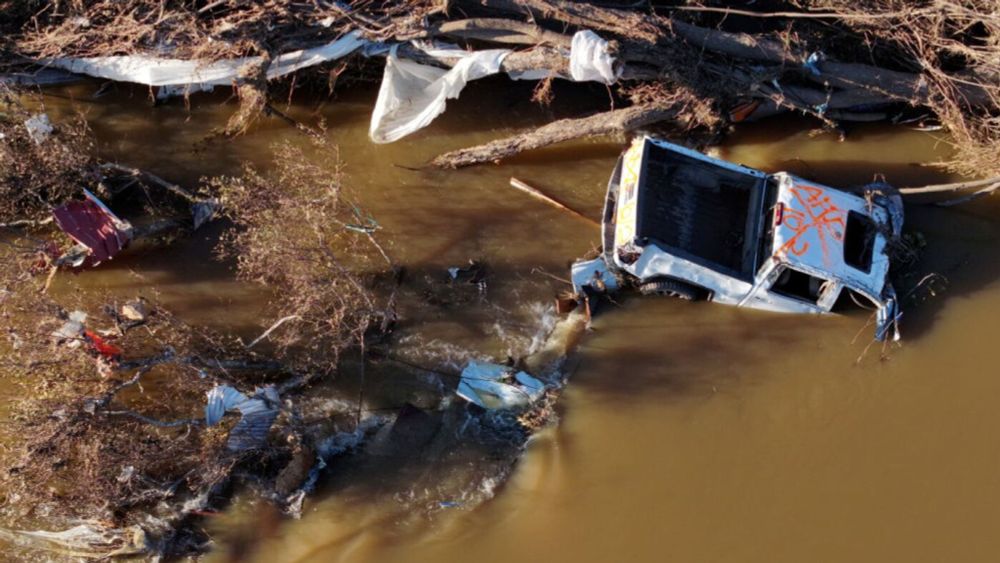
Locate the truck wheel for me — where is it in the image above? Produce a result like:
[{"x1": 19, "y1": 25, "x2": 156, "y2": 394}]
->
[{"x1": 638, "y1": 278, "x2": 705, "y2": 301}]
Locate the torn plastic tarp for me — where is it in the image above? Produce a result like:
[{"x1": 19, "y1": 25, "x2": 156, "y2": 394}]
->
[
  {"x1": 370, "y1": 29, "x2": 621, "y2": 143},
  {"x1": 569, "y1": 30, "x2": 621, "y2": 84},
  {"x1": 369, "y1": 44, "x2": 510, "y2": 143},
  {"x1": 44, "y1": 30, "x2": 365, "y2": 96},
  {"x1": 205, "y1": 385, "x2": 280, "y2": 451},
  {"x1": 456, "y1": 361, "x2": 545, "y2": 410},
  {"x1": 52, "y1": 189, "x2": 133, "y2": 267}
]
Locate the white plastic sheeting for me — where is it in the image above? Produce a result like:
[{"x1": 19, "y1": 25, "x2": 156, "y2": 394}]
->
[
  {"x1": 369, "y1": 44, "x2": 510, "y2": 144},
  {"x1": 45, "y1": 30, "x2": 366, "y2": 95},
  {"x1": 36, "y1": 26, "x2": 622, "y2": 142},
  {"x1": 569, "y1": 30, "x2": 621, "y2": 84},
  {"x1": 369, "y1": 30, "x2": 622, "y2": 143}
]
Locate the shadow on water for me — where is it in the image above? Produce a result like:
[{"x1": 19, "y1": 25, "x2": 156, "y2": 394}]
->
[
  {"x1": 891, "y1": 201, "x2": 1000, "y2": 341},
  {"x1": 569, "y1": 295, "x2": 829, "y2": 402}
]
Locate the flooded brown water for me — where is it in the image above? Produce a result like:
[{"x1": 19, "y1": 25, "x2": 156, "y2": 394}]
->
[{"x1": 6, "y1": 77, "x2": 1000, "y2": 562}]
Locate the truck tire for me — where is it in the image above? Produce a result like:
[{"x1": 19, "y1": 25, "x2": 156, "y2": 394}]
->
[{"x1": 638, "y1": 278, "x2": 706, "y2": 301}]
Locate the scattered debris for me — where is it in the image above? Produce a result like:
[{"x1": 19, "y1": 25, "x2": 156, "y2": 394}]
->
[
  {"x1": 571, "y1": 136, "x2": 905, "y2": 341},
  {"x1": 23, "y1": 114, "x2": 53, "y2": 145},
  {"x1": 53, "y1": 310, "x2": 88, "y2": 347},
  {"x1": 51, "y1": 189, "x2": 133, "y2": 267},
  {"x1": 570, "y1": 257, "x2": 619, "y2": 295},
  {"x1": 82, "y1": 329, "x2": 123, "y2": 361},
  {"x1": 369, "y1": 43, "x2": 511, "y2": 143},
  {"x1": 447, "y1": 260, "x2": 486, "y2": 284},
  {"x1": 456, "y1": 361, "x2": 545, "y2": 410},
  {"x1": 120, "y1": 299, "x2": 148, "y2": 322},
  {"x1": 367, "y1": 403, "x2": 442, "y2": 457},
  {"x1": 191, "y1": 199, "x2": 219, "y2": 230},
  {"x1": 568, "y1": 29, "x2": 621, "y2": 84},
  {"x1": 0, "y1": 68, "x2": 83, "y2": 87},
  {"x1": 555, "y1": 289, "x2": 579, "y2": 314},
  {"x1": 45, "y1": 30, "x2": 367, "y2": 99},
  {"x1": 52, "y1": 309, "x2": 122, "y2": 360}
]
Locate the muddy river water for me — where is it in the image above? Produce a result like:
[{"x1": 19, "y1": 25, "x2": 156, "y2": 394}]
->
[{"x1": 6, "y1": 77, "x2": 1000, "y2": 562}]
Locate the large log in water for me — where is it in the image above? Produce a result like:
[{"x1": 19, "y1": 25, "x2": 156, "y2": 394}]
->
[{"x1": 431, "y1": 103, "x2": 678, "y2": 168}]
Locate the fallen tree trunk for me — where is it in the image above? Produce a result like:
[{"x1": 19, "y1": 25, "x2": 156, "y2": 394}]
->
[
  {"x1": 430, "y1": 102, "x2": 677, "y2": 168},
  {"x1": 459, "y1": 0, "x2": 662, "y2": 42}
]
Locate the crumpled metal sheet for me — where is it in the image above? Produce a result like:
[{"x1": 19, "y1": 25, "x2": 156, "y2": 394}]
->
[
  {"x1": 205, "y1": 385, "x2": 280, "y2": 451},
  {"x1": 52, "y1": 190, "x2": 133, "y2": 267},
  {"x1": 456, "y1": 361, "x2": 545, "y2": 410},
  {"x1": 204, "y1": 385, "x2": 248, "y2": 426}
]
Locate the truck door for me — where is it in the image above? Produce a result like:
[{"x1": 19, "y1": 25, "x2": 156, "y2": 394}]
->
[{"x1": 741, "y1": 260, "x2": 839, "y2": 313}]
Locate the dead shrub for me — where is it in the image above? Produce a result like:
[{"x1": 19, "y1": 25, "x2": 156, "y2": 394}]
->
[
  {"x1": 211, "y1": 138, "x2": 393, "y2": 374},
  {"x1": 788, "y1": 0, "x2": 1000, "y2": 176},
  {"x1": 0, "y1": 88, "x2": 96, "y2": 223},
  {"x1": 0, "y1": 255, "x2": 225, "y2": 524}
]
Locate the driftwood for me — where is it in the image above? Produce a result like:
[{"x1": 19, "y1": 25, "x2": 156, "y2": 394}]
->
[
  {"x1": 900, "y1": 177, "x2": 1000, "y2": 196},
  {"x1": 431, "y1": 103, "x2": 678, "y2": 168},
  {"x1": 900, "y1": 176, "x2": 1000, "y2": 206}
]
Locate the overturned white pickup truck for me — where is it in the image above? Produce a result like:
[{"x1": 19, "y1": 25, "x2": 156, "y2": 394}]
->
[{"x1": 572, "y1": 136, "x2": 904, "y2": 341}]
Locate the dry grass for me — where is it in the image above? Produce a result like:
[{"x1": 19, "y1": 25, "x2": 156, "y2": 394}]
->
[{"x1": 10, "y1": 1, "x2": 441, "y2": 60}]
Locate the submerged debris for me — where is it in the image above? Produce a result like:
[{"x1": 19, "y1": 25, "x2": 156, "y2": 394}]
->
[
  {"x1": 23, "y1": 113, "x2": 53, "y2": 145},
  {"x1": 120, "y1": 299, "x2": 148, "y2": 322},
  {"x1": 456, "y1": 361, "x2": 545, "y2": 410}
]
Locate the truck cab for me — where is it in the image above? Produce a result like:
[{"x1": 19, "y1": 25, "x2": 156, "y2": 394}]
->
[{"x1": 572, "y1": 136, "x2": 904, "y2": 341}]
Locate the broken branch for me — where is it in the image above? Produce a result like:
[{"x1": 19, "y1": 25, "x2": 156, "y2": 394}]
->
[{"x1": 509, "y1": 177, "x2": 600, "y2": 228}]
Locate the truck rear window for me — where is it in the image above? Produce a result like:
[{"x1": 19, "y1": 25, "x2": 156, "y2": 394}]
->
[{"x1": 844, "y1": 211, "x2": 876, "y2": 272}]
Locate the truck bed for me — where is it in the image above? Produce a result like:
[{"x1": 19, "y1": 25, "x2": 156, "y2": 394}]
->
[{"x1": 635, "y1": 141, "x2": 764, "y2": 279}]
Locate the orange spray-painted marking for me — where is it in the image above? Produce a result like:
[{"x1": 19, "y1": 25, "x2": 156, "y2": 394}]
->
[{"x1": 777, "y1": 184, "x2": 846, "y2": 265}]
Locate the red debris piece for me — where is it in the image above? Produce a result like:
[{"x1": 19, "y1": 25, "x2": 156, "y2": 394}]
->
[
  {"x1": 83, "y1": 329, "x2": 123, "y2": 360},
  {"x1": 52, "y1": 189, "x2": 132, "y2": 267}
]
